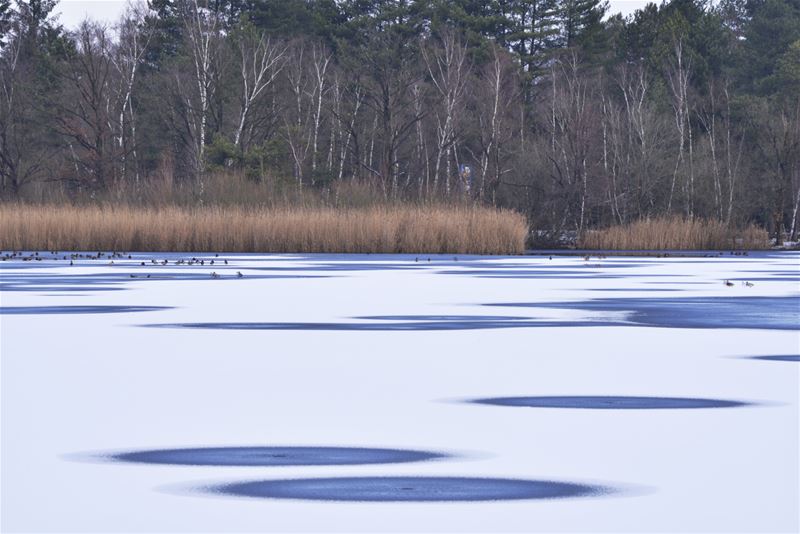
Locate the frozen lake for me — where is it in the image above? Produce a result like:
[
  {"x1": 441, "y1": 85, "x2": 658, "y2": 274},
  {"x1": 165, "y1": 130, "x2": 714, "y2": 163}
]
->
[{"x1": 1, "y1": 251, "x2": 799, "y2": 532}]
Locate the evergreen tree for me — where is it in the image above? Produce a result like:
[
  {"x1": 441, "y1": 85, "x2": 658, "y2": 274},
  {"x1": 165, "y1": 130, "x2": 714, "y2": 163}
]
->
[
  {"x1": 740, "y1": 0, "x2": 800, "y2": 95},
  {"x1": 506, "y1": 0, "x2": 560, "y2": 76},
  {"x1": 559, "y1": 0, "x2": 608, "y2": 50}
]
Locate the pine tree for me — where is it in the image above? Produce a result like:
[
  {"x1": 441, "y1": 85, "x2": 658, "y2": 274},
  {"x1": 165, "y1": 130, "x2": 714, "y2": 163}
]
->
[
  {"x1": 741, "y1": 0, "x2": 800, "y2": 95},
  {"x1": 559, "y1": 0, "x2": 608, "y2": 51},
  {"x1": 506, "y1": 0, "x2": 561, "y2": 76}
]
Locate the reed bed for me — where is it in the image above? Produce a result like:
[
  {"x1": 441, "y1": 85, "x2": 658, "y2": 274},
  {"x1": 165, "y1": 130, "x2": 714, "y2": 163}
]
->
[
  {"x1": 0, "y1": 204, "x2": 527, "y2": 255},
  {"x1": 578, "y1": 217, "x2": 770, "y2": 250}
]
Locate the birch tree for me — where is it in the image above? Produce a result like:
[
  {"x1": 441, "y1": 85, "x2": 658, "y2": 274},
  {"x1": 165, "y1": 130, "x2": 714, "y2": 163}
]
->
[
  {"x1": 177, "y1": 0, "x2": 221, "y2": 183},
  {"x1": 422, "y1": 31, "x2": 469, "y2": 196},
  {"x1": 233, "y1": 26, "x2": 286, "y2": 153}
]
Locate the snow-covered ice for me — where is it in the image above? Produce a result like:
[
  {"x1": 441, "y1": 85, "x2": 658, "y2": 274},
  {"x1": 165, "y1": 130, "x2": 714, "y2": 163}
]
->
[{"x1": 1, "y1": 251, "x2": 798, "y2": 532}]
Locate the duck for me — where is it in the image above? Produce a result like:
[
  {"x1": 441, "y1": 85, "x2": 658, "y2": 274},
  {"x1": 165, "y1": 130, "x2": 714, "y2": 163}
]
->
[
  {"x1": 724, "y1": 280, "x2": 734, "y2": 287},
  {"x1": 237, "y1": 271, "x2": 243, "y2": 278}
]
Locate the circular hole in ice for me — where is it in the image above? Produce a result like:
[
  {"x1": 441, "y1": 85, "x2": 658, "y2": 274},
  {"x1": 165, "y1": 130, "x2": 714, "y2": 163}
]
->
[
  {"x1": 471, "y1": 396, "x2": 750, "y2": 409},
  {"x1": 110, "y1": 446, "x2": 446, "y2": 466},
  {"x1": 212, "y1": 476, "x2": 608, "y2": 502},
  {"x1": 751, "y1": 355, "x2": 800, "y2": 362}
]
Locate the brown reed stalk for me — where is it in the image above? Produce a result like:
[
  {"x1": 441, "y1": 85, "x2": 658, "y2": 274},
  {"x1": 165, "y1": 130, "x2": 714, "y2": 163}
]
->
[
  {"x1": 0, "y1": 204, "x2": 528, "y2": 255},
  {"x1": 578, "y1": 217, "x2": 770, "y2": 250}
]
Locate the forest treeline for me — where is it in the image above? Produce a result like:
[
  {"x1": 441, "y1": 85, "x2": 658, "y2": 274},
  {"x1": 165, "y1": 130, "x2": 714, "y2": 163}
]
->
[{"x1": 1, "y1": 0, "x2": 799, "y2": 242}]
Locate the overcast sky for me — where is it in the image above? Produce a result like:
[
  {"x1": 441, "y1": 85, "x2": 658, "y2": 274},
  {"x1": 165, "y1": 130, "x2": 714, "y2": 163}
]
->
[{"x1": 54, "y1": 0, "x2": 653, "y2": 30}]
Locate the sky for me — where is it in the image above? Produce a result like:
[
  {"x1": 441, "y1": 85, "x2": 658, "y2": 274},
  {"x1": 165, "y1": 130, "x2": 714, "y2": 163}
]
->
[{"x1": 53, "y1": 0, "x2": 653, "y2": 29}]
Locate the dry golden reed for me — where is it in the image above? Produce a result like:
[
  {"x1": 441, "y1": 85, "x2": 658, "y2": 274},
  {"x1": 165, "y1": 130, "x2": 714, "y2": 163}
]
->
[
  {"x1": 578, "y1": 217, "x2": 770, "y2": 250},
  {"x1": 0, "y1": 204, "x2": 527, "y2": 255}
]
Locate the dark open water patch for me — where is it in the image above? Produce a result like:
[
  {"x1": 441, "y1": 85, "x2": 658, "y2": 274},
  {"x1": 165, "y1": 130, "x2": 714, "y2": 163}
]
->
[
  {"x1": 211, "y1": 476, "x2": 608, "y2": 502},
  {"x1": 730, "y1": 277, "x2": 800, "y2": 282},
  {"x1": 146, "y1": 315, "x2": 617, "y2": 331},
  {"x1": 750, "y1": 355, "x2": 800, "y2": 362},
  {"x1": 357, "y1": 315, "x2": 533, "y2": 321},
  {"x1": 0, "y1": 285, "x2": 126, "y2": 292},
  {"x1": 646, "y1": 281, "x2": 709, "y2": 285},
  {"x1": 585, "y1": 288, "x2": 682, "y2": 292},
  {"x1": 471, "y1": 396, "x2": 751, "y2": 409},
  {"x1": 0, "y1": 271, "x2": 331, "y2": 295},
  {"x1": 486, "y1": 295, "x2": 800, "y2": 330},
  {"x1": 440, "y1": 269, "x2": 627, "y2": 278},
  {"x1": 109, "y1": 446, "x2": 446, "y2": 466},
  {"x1": 0, "y1": 305, "x2": 170, "y2": 315}
]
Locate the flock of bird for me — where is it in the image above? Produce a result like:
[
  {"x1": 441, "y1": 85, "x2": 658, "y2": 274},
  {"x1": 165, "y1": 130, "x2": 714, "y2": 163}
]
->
[
  {"x1": 725, "y1": 279, "x2": 755, "y2": 287},
  {"x1": 1, "y1": 250, "x2": 759, "y2": 286},
  {"x1": 1, "y1": 250, "x2": 245, "y2": 279}
]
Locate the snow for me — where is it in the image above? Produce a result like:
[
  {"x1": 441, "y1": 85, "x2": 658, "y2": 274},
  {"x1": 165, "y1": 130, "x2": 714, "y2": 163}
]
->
[{"x1": 1, "y1": 252, "x2": 799, "y2": 532}]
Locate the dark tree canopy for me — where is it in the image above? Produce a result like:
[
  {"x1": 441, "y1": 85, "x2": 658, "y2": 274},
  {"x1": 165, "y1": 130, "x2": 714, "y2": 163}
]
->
[{"x1": 1, "y1": 0, "x2": 799, "y2": 240}]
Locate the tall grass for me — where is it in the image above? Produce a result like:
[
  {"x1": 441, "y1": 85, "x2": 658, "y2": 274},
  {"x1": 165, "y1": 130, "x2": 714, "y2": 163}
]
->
[
  {"x1": 0, "y1": 204, "x2": 527, "y2": 255},
  {"x1": 578, "y1": 217, "x2": 770, "y2": 250}
]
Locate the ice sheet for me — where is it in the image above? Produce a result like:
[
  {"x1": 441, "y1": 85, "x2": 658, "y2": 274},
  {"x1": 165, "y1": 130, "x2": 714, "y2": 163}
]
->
[{"x1": 2, "y1": 252, "x2": 799, "y2": 532}]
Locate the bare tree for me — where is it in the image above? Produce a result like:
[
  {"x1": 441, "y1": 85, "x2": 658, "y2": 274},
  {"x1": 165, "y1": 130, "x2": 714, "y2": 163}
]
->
[
  {"x1": 697, "y1": 77, "x2": 745, "y2": 223},
  {"x1": 470, "y1": 45, "x2": 518, "y2": 203},
  {"x1": 666, "y1": 37, "x2": 694, "y2": 216},
  {"x1": 610, "y1": 62, "x2": 668, "y2": 219},
  {"x1": 178, "y1": 0, "x2": 221, "y2": 184},
  {"x1": 233, "y1": 27, "x2": 286, "y2": 152},
  {"x1": 749, "y1": 97, "x2": 800, "y2": 243},
  {"x1": 421, "y1": 31, "x2": 469, "y2": 195},
  {"x1": 330, "y1": 71, "x2": 364, "y2": 182},
  {"x1": 549, "y1": 53, "x2": 598, "y2": 232},
  {"x1": 54, "y1": 21, "x2": 120, "y2": 191},
  {"x1": 111, "y1": 4, "x2": 153, "y2": 184},
  {"x1": 350, "y1": 29, "x2": 425, "y2": 196},
  {"x1": 0, "y1": 26, "x2": 29, "y2": 193}
]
